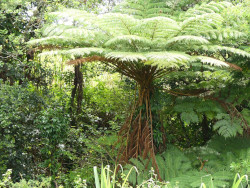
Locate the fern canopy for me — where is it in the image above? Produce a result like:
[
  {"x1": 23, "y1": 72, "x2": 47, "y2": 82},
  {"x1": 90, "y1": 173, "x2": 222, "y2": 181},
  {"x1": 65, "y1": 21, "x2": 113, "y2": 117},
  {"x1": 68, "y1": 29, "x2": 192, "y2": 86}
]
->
[{"x1": 28, "y1": 0, "x2": 250, "y2": 72}]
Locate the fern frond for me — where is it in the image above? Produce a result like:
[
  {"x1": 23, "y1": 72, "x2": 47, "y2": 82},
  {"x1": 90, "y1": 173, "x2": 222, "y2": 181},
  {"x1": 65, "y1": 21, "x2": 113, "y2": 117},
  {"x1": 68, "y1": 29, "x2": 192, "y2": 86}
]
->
[
  {"x1": 181, "y1": 111, "x2": 199, "y2": 124},
  {"x1": 38, "y1": 48, "x2": 106, "y2": 63},
  {"x1": 214, "y1": 120, "x2": 243, "y2": 138},
  {"x1": 62, "y1": 48, "x2": 106, "y2": 58},
  {"x1": 124, "y1": 145, "x2": 193, "y2": 185},
  {"x1": 194, "y1": 56, "x2": 229, "y2": 68},
  {"x1": 213, "y1": 114, "x2": 243, "y2": 138},
  {"x1": 200, "y1": 29, "x2": 246, "y2": 41},
  {"x1": 42, "y1": 24, "x2": 72, "y2": 37},
  {"x1": 27, "y1": 36, "x2": 75, "y2": 47},
  {"x1": 134, "y1": 17, "x2": 180, "y2": 39},
  {"x1": 189, "y1": 171, "x2": 231, "y2": 188},
  {"x1": 184, "y1": 1, "x2": 232, "y2": 18},
  {"x1": 104, "y1": 35, "x2": 151, "y2": 50},
  {"x1": 166, "y1": 35, "x2": 209, "y2": 46},
  {"x1": 200, "y1": 45, "x2": 250, "y2": 58},
  {"x1": 145, "y1": 52, "x2": 190, "y2": 68},
  {"x1": 105, "y1": 52, "x2": 146, "y2": 62},
  {"x1": 180, "y1": 13, "x2": 224, "y2": 35},
  {"x1": 113, "y1": 0, "x2": 173, "y2": 19},
  {"x1": 97, "y1": 13, "x2": 137, "y2": 36},
  {"x1": 113, "y1": 0, "x2": 146, "y2": 19},
  {"x1": 59, "y1": 28, "x2": 97, "y2": 38}
]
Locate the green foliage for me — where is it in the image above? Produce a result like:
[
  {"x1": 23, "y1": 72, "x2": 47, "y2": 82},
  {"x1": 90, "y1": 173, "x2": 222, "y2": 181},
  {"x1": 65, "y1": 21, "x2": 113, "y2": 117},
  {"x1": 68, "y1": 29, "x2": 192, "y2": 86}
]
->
[
  {"x1": 0, "y1": 82, "x2": 71, "y2": 182},
  {"x1": 35, "y1": 106, "x2": 70, "y2": 179},
  {"x1": 213, "y1": 114, "x2": 243, "y2": 138},
  {"x1": 113, "y1": 0, "x2": 206, "y2": 19},
  {"x1": 28, "y1": 2, "x2": 250, "y2": 147},
  {"x1": 1, "y1": 0, "x2": 249, "y2": 187},
  {"x1": 186, "y1": 136, "x2": 250, "y2": 174},
  {"x1": 0, "y1": 0, "x2": 46, "y2": 84},
  {"x1": 232, "y1": 174, "x2": 249, "y2": 188},
  {"x1": 0, "y1": 169, "x2": 52, "y2": 188},
  {"x1": 28, "y1": 1, "x2": 250, "y2": 71},
  {"x1": 124, "y1": 145, "x2": 192, "y2": 185},
  {"x1": 0, "y1": 83, "x2": 44, "y2": 180},
  {"x1": 124, "y1": 136, "x2": 250, "y2": 187}
]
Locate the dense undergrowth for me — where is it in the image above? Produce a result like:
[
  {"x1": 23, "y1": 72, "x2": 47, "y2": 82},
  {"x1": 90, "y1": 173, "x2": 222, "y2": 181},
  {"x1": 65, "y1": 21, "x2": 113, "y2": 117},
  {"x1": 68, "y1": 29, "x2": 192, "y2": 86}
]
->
[{"x1": 1, "y1": 136, "x2": 249, "y2": 187}]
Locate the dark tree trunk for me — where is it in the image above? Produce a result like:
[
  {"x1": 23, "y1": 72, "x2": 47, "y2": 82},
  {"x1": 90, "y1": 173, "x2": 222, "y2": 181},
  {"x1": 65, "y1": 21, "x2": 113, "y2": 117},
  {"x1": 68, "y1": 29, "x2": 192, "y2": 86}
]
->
[
  {"x1": 201, "y1": 115, "x2": 211, "y2": 143},
  {"x1": 70, "y1": 64, "x2": 83, "y2": 127}
]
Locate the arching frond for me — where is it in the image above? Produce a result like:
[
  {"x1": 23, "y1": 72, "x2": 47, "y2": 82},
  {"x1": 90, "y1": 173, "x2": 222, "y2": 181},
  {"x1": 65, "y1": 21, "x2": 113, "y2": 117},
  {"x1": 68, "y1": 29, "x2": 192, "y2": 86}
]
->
[
  {"x1": 60, "y1": 48, "x2": 106, "y2": 58},
  {"x1": 184, "y1": 1, "x2": 232, "y2": 18},
  {"x1": 105, "y1": 52, "x2": 147, "y2": 62},
  {"x1": 38, "y1": 48, "x2": 106, "y2": 62},
  {"x1": 97, "y1": 13, "x2": 138, "y2": 36},
  {"x1": 27, "y1": 36, "x2": 74, "y2": 47},
  {"x1": 166, "y1": 35, "x2": 210, "y2": 46},
  {"x1": 59, "y1": 28, "x2": 97, "y2": 38},
  {"x1": 113, "y1": 0, "x2": 172, "y2": 19},
  {"x1": 104, "y1": 35, "x2": 151, "y2": 50},
  {"x1": 200, "y1": 29, "x2": 246, "y2": 41},
  {"x1": 194, "y1": 56, "x2": 229, "y2": 68},
  {"x1": 145, "y1": 52, "x2": 190, "y2": 68},
  {"x1": 42, "y1": 24, "x2": 73, "y2": 37},
  {"x1": 134, "y1": 17, "x2": 180, "y2": 39},
  {"x1": 113, "y1": 0, "x2": 146, "y2": 19},
  {"x1": 180, "y1": 13, "x2": 224, "y2": 36},
  {"x1": 201, "y1": 45, "x2": 250, "y2": 58}
]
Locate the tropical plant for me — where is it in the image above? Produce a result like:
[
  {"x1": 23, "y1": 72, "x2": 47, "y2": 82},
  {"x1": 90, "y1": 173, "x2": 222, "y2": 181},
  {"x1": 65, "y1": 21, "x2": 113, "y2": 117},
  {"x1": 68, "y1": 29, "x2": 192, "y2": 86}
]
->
[
  {"x1": 124, "y1": 145, "x2": 192, "y2": 186},
  {"x1": 28, "y1": 0, "x2": 250, "y2": 179},
  {"x1": 232, "y1": 174, "x2": 249, "y2": 188},
  {"x1": 123, "y1": 136, "x2": 250, "y2": 187},
  {"x1": 93, "y1": 165, "x2": 139, "y2": 188}
]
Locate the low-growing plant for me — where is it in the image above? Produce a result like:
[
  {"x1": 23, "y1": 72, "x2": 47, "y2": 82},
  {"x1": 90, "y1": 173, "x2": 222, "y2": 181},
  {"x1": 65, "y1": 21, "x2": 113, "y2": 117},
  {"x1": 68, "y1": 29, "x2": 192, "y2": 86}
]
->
[
  {"x1": 232, "y1": 174, "x2": 249, "y2": 188},
  {"x1": 93, "y1": 165, "x2": 138, "y2": 188}
]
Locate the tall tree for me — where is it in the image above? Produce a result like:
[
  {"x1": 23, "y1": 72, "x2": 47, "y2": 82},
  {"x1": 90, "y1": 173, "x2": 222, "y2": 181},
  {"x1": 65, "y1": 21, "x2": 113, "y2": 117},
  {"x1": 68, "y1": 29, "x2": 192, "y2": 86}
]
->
[{"x1": 28, "y1": 1, "x2": 250, "y2": 178}]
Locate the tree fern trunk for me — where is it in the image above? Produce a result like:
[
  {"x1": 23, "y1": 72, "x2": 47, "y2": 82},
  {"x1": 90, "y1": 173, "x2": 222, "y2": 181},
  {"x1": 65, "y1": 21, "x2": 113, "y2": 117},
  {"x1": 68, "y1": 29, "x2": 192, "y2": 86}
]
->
[{"x1": 117, "y1": 69, "x2": 162, "y2": 180}]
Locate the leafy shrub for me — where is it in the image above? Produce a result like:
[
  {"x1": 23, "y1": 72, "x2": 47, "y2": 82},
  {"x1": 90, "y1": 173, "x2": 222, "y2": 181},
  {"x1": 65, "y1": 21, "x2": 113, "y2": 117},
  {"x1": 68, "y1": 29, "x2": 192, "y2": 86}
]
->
[
  {"x1": 0, "y1": 83, "x2": 44, "y2": 181},
  {"x1": 0, "y1": 82, "x2": 71, "y2": 182},
  {"x1": 0, "y1": 169, "x2": 51, "y2": 188}
]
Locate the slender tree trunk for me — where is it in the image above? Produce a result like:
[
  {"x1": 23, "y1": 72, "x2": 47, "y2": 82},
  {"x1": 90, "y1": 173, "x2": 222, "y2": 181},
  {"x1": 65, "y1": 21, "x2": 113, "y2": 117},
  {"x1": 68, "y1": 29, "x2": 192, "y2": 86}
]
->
[{"x1": 69, "y1": 64, "x2": 83, "y2": 127}]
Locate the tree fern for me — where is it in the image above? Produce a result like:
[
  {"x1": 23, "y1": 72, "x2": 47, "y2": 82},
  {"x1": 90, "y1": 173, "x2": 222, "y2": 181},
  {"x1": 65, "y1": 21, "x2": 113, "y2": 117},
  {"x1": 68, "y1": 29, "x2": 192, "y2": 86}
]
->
[{"x1": 27, "y1": 0, "x2": 250, "y2": 178}]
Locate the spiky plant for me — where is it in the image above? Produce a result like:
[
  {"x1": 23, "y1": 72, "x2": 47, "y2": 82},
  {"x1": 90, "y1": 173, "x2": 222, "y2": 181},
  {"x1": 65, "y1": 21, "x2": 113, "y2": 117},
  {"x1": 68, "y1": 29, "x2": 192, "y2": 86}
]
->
[{"x1": 28, "y1": 1, "x2": 250, "y2": 179}]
